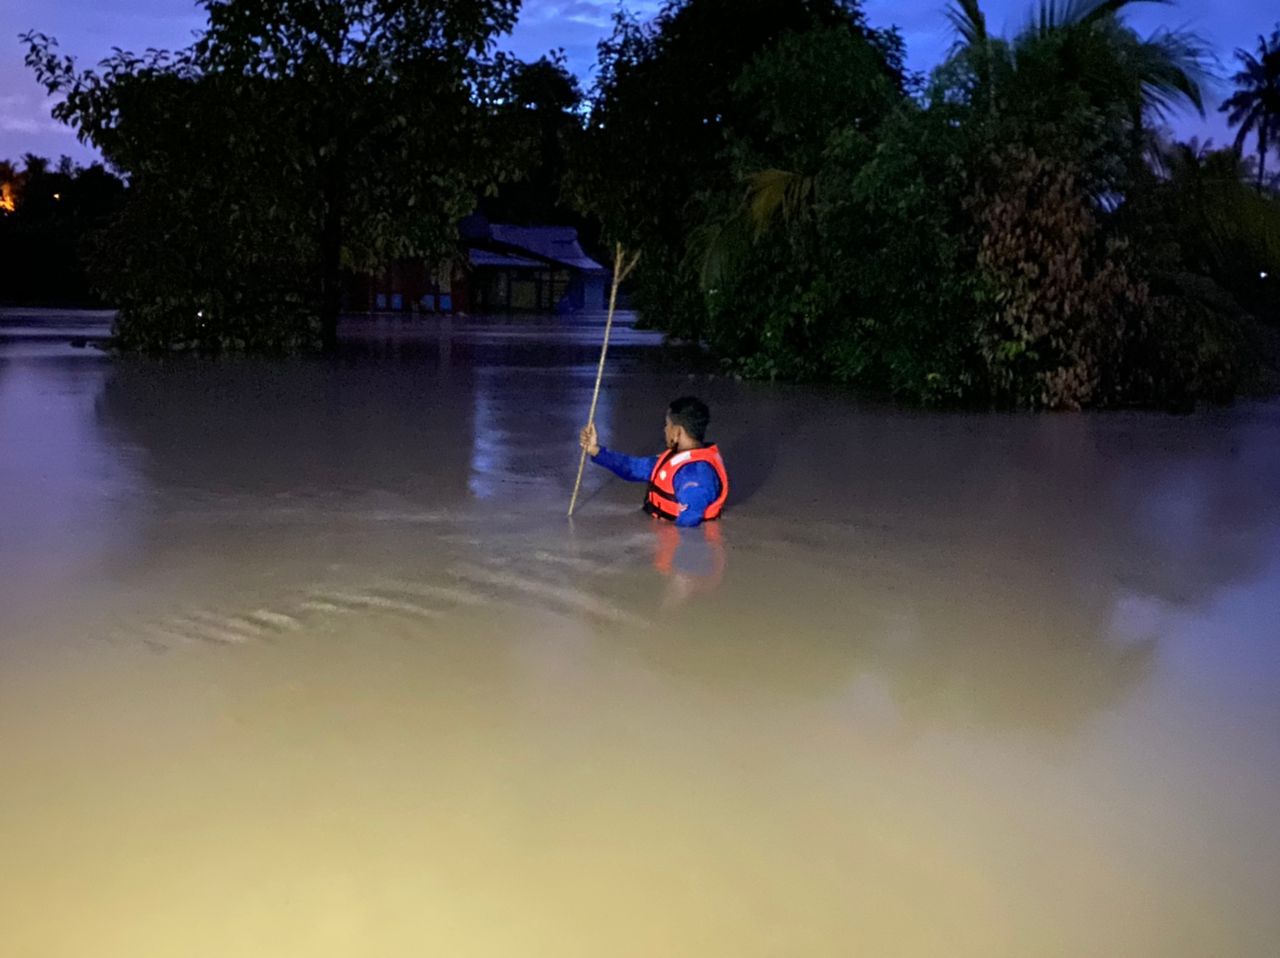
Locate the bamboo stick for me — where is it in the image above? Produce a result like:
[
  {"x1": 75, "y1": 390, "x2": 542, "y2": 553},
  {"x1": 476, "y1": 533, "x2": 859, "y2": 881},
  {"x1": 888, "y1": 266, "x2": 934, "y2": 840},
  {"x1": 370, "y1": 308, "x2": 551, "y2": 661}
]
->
[{"x1": 568, "y1": 242, "x2": 640, "y2": 518}]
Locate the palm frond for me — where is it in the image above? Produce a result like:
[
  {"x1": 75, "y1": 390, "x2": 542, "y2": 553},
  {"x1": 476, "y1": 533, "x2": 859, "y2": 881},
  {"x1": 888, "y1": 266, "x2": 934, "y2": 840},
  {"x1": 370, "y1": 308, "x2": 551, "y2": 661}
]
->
[
  {"x1": 1078, "y1": 0, "x2": 1172, "y2": 28},
  {"x1": 1227, "y1": 51, "x2": 1266, "y2": 91},
  {"x1": 946, "y1": 0, "x2": 988, "y2": 52},
  {"x1": 690, "y1": 169, "x2": 820, "y2": 292},
  {"x1": 1027, "y1": 0, "x2": 1174, "y2": 39},
  {"x1": 688, "y1": 215, "x2": 754, "y2": 292},
  {"x1": 1136, "y1": 26, "x2": 1213, "y2": 118},
  {"x1": 1232, "y1": 111, "x2": 1260, "y2": 152},
  {"x1": 1221, "y1": 90, "x2": 1257, "y2": 114},
  {"x1": 745, "y1": 169, "x2": 817, "y2": 236}
]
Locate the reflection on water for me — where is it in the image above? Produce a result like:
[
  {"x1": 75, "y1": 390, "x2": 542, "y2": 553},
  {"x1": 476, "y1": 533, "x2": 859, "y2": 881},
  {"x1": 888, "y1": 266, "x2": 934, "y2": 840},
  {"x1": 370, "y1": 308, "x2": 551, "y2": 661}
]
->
[
  {"x1": 469, "y1": 363, "x2": 615, "y2": 501},
  {"x1": 653, "y1": 521, "x2": 726, "y2": 609},
  {"x1": 1, "y1": 310, "x2": 1279, "y2": 957}
]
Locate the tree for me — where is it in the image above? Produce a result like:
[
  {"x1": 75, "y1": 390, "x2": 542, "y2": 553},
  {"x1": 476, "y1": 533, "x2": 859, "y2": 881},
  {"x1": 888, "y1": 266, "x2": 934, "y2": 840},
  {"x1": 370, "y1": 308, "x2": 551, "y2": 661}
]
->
[
  {"x1": 1129, "y1": 139, "x2": 1280, "y2": 323},
  {"x1": 24, "y1": 0, "x2": 521, "y2": 351},
  {"x1": 1221, "y1": 26, "x2": 1280, "y2": 190},
  {"x1": 0, "y1": 155, "x2": 126, "y2": 307},
  {"x1": 668, "y1": 0, "x2": 1263, "y2": 407},
  {"x1": 479, "y1": 52, "x2": 585, "y2": 225},
  {"x1": 943, "y1": 0, "x2": 1210, "y2": 184},
  {"x1": 692, "y1": 23, "x2": 902, "y2": 292},
  {"x1": 930, "y1": 0, "x2": 1221, "y2": 407},
  {"x1": 570, "y1": 0, "x2": 903, "y2": 333},
  {"x1": 969, "y1": 146, "x2": 1150, "y2": 408},
  {"x1": 686, "y1": 25, "x2": 929, "y2": 388}
]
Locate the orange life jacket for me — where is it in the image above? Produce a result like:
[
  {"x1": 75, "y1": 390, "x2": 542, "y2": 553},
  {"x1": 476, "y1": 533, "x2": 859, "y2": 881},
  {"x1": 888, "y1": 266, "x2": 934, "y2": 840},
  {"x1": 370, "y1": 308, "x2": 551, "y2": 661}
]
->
[{"x1": 643, "y1": 444, "x2": 729, "y2": 523}]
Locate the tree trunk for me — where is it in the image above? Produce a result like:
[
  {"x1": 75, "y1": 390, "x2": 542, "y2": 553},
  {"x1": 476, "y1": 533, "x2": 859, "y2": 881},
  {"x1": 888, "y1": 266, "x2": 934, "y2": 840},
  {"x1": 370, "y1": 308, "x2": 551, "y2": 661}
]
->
[
  {"x1": 319, "y1": 184, "x2": 343, "y2": 352},
  {"x1": 1259, "y1": 127, "x2": 1268, "y2": 192}
]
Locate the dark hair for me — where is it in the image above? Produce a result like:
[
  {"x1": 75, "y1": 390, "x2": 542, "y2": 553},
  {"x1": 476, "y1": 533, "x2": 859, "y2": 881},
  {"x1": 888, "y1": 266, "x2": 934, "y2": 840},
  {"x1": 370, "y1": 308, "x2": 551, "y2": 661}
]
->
[{"x1": 667, "y1": 396, "x2": 710, "y2": 441}]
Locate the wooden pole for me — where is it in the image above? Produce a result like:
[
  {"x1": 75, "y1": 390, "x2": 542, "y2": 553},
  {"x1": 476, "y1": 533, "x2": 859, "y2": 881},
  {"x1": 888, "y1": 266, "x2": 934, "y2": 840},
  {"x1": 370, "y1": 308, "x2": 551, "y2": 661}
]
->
[{"x1": 568, "y1": 242, "x2": 640, "y2": 518}]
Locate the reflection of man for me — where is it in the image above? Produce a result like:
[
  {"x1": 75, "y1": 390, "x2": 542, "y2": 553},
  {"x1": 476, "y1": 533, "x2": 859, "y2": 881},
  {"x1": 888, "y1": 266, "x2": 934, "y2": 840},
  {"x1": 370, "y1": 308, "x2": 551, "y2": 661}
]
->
[
  {"x1": 655, "y1": 520, "x2": 726, "y2": 608},
  {"x1": 578, "y1": 396, "x2": 729, "y2": 527}
]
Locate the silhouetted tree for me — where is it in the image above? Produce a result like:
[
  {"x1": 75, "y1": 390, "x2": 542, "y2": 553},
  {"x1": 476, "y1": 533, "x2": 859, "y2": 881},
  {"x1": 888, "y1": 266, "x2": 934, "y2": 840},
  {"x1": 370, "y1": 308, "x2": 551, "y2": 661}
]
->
[
  {"x1": 25, "y1": 0, "x2": 522, "y2": 350},
  {"x1": 1221, "y1": 26, "x2": 1280, "y2": 190},
  {"x1": 0, "y1": 154, "x2": 126, "y2": 307}
]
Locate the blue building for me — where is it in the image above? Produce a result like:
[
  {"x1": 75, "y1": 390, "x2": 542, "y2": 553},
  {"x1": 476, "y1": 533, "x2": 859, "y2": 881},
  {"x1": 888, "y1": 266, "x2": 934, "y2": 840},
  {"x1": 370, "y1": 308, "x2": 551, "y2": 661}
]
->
[
  {"x1": 459, "y1": 219, "x2": 609, "y2": 314},
  {"x1": 358, "y1": 218, "x2": 609, "y2": 315}
]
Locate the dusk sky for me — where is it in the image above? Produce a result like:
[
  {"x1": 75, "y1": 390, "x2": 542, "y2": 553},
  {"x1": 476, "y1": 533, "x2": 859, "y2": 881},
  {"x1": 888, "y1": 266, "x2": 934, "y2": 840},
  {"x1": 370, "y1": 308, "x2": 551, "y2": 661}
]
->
[{"x1": 1, "y1": 0, "x2": 1273, "y2": 166}]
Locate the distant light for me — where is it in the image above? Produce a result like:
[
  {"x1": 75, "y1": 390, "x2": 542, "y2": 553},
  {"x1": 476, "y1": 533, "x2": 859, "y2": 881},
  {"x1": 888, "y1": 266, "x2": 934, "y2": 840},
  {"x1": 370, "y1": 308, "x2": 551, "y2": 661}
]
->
[
  {"x1": 52, "y1": 193, "x2": 61, "y2": 200},
  {"x1": 1262, "y1": 271, "x2": 1270, "y2": 280},
  {"x1": 197, "y1": 310, "x2": 204, "y2": 318}
]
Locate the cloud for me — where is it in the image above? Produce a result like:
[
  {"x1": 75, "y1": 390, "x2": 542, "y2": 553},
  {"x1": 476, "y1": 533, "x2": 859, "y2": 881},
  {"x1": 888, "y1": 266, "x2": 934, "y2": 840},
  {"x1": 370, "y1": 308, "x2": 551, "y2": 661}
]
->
[
  {"x1": 524, "y1": 0, "x2": 614, "y2": 24},
  {"x1": 1, "y1": 116, "x2": 70, "y2": 135},
  {"x1": 506, "y1": 0, "x2": 664, "y2": 80},
  {"x1": 0, "y1": 70, "x2": 84, "y2": 161},
  {"x1": 0, "y1": 87, "x2": 66, "y2": 136},
  {"x1": 517, "y1": 0, "x2": 663, "y2": 27}
]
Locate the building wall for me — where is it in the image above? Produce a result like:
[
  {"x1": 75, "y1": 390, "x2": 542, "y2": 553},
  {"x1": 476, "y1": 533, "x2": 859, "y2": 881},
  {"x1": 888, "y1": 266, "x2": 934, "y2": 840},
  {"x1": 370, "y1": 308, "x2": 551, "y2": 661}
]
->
[
  {"x1": 470, "y1": 268, "x2": 571, "y2": 313},
  {"x1": 348, "y1": 256, "x2": 602, "y2": 315},
  {"x1": 353, "y1": 260, "x2": 454, "y2": 313}
]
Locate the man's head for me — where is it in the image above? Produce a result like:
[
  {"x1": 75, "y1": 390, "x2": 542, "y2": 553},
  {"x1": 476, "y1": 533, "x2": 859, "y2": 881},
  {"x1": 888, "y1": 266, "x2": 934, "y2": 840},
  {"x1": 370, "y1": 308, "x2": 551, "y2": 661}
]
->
[{"x1": 664, "y1": 396, "x2": 710, "y2": 450}]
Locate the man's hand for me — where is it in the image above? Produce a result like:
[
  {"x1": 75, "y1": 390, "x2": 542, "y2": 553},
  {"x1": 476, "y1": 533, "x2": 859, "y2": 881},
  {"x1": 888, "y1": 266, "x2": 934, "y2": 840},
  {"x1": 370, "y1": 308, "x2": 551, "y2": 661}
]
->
[{"x1": 579, "y1": 423, "x2": 600, "y2": 458}]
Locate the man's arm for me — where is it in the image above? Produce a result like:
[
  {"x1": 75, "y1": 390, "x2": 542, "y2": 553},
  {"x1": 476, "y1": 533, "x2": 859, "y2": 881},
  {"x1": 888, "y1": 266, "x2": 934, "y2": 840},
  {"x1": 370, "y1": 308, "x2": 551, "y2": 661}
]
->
[
  {"x1": 672, "y1": 461, "x2": 719, "y2": 527},
  {"x1": 581, "y1": 423, "x2": 658, "y2": 483},
  {"x1": 592, "y1": 447, "x2": 659, "y2": 483}
]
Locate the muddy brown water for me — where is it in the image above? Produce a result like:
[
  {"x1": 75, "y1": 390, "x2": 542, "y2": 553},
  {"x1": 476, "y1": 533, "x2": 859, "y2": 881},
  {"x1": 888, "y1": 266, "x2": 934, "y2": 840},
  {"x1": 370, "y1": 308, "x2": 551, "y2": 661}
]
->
[{"x1": 2, "y1": 310, "x2": 1278, "y2": 956}]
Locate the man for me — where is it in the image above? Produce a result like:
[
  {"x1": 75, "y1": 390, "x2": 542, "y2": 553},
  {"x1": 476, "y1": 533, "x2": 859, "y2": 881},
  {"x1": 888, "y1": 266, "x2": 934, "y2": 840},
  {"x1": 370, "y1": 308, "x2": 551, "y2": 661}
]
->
[{"x1": 578, "y1": 396, "x2": 729, "y2": 527}]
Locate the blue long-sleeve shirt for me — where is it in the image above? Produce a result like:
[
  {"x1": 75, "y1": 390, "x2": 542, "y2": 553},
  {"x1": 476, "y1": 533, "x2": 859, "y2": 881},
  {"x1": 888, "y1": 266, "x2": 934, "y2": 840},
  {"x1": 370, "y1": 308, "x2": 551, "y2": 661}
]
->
[{"x1": 591, "y1": 446, "x2": 720, "y2": 527}]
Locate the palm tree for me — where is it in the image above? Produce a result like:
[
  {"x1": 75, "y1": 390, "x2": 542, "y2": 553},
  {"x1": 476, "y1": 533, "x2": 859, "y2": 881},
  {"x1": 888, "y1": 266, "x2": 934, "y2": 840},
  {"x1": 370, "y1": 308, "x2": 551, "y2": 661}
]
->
[
  {"x1": 1152, "y1": 138, "x2": 1280, "y2": 272},
  {"x1": 1221, "y1": 28, "x2": 1280, "y2": 190},
  {"x1": 945, "y1": 0, "x2": 1004, "y2": 113},
  {"x1": 698, "y1": 0, "x2": 1211, "y2": 287},
  {"x1": 752, "y1": 0, "x2": 1209, "y2": 224},
  {"x1": 946, "y1": 0, "x2": 1210, "y2": 140}
]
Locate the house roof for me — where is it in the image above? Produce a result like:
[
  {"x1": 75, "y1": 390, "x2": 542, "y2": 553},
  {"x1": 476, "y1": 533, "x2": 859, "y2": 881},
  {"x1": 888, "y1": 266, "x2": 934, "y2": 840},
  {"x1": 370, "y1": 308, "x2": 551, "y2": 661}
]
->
[
  {"x1": 489, "y1": 225, "x2": 606, "y2": 273},
  {"x1": 469, "y1": 248, "x2": 546, "y2": 269},
  {"x1": 463, "y1": 219, "x2": 607, "y2": 274}
]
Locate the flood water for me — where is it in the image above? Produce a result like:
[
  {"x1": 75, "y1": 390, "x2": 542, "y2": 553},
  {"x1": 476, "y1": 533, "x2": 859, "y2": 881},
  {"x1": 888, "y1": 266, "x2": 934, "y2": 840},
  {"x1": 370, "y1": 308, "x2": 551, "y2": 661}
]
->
[{"x1": 2, "y1": 308, "x2": 1278, "y2": 957}]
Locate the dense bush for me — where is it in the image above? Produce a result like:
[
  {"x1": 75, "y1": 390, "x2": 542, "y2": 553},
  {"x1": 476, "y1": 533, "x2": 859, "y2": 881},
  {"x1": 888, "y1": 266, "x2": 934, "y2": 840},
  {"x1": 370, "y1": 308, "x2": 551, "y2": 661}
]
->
[
  {"x1": 0, "y1": 156, "x2": 125, "y2": 307},
  {"x1": 577, "y1": 0, "x2": 1280, "y2": 408},
  {"x1": 24, "y1": 0, "x2": 522, "y2": 352}
]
